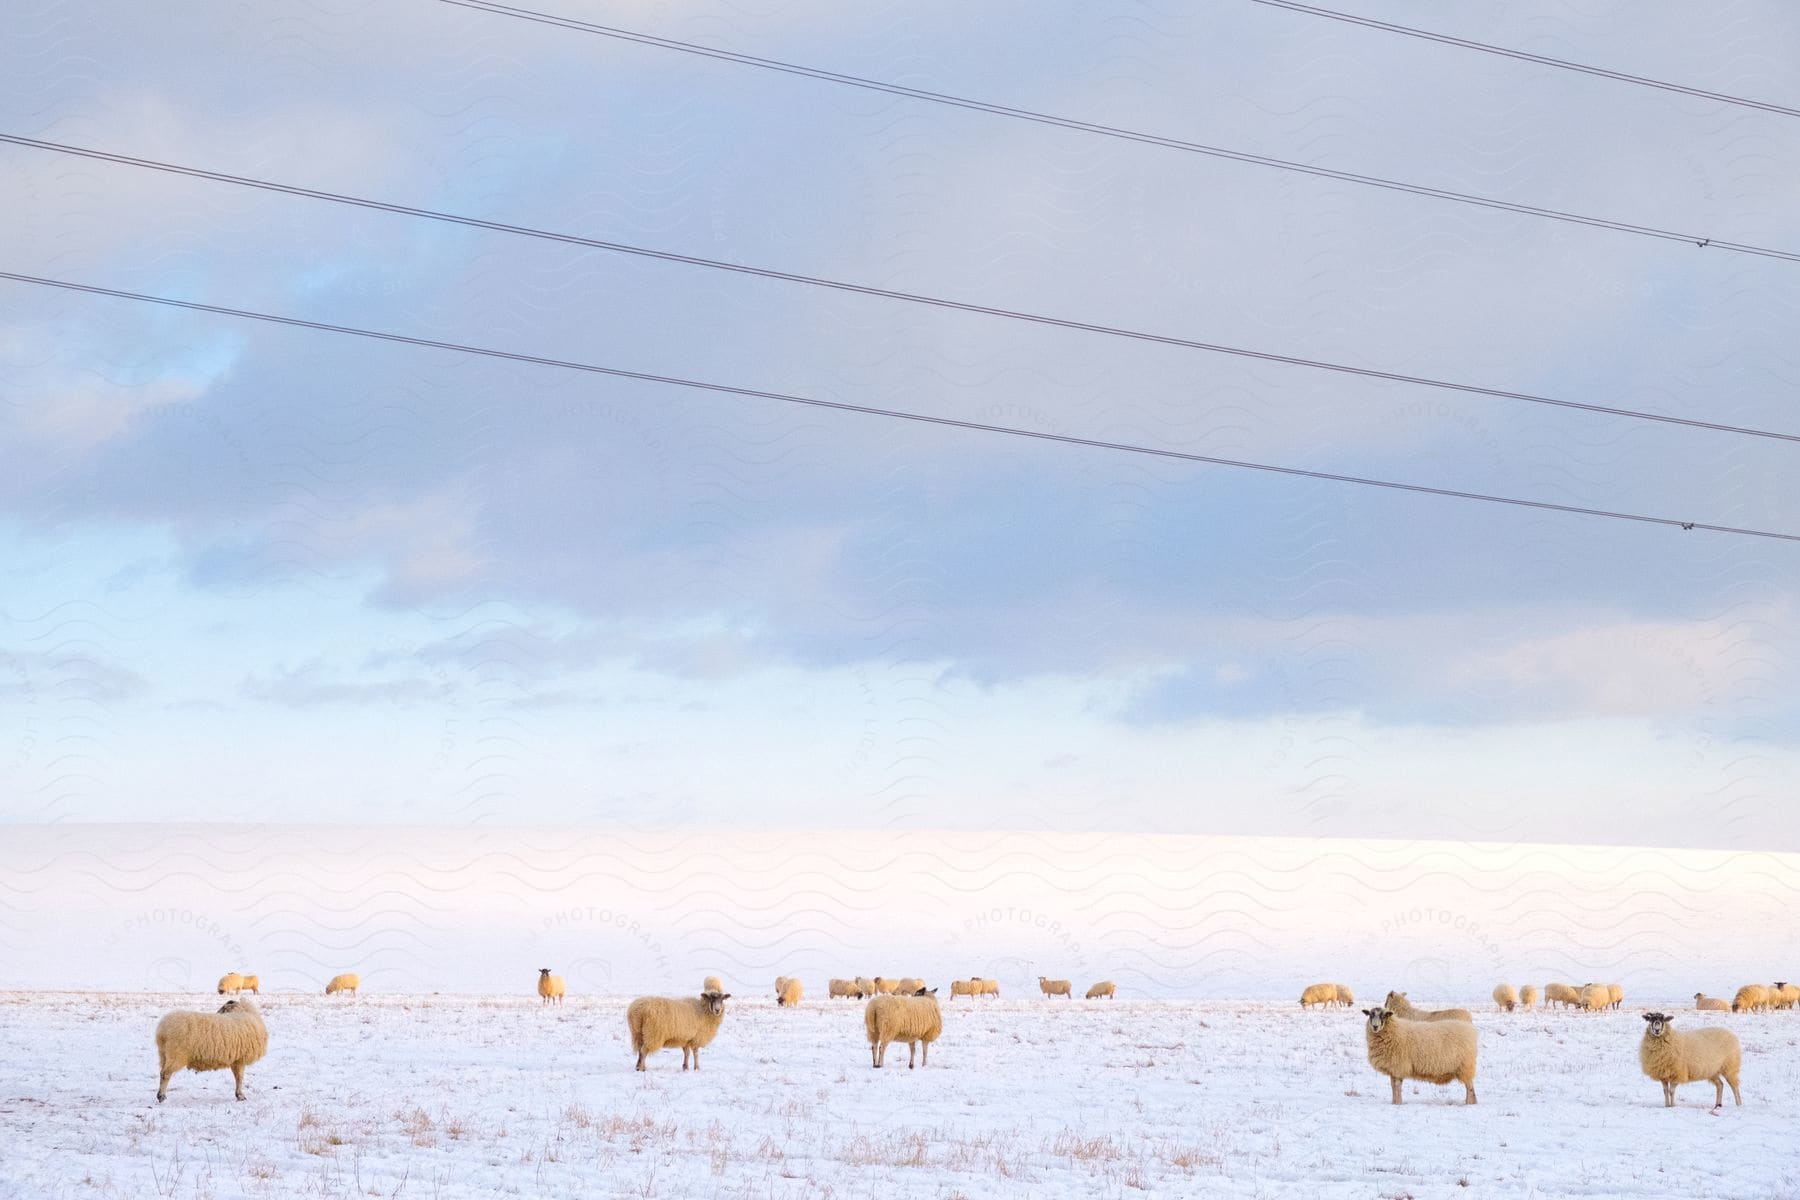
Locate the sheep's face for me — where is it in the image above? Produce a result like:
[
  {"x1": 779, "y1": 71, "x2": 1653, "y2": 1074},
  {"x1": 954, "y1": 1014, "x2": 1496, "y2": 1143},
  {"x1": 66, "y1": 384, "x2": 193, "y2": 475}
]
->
[
  {"x1": 1363, "y1": 1008, "x2": 1393, "y2": 1033},
  {"x1": 1642, "y1": 1012, "x2": 1673, "y2": 1038},
  {"x1": 539, "y1": 968, "x2": 552, "y2": 976},
  {"x1": 701, "y1": 991, "x2": 729, "y2": 1015}
]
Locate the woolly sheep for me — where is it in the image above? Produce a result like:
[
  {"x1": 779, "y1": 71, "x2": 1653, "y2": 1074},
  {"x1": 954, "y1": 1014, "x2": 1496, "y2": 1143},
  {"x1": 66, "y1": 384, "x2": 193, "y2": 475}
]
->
[
  {"x1": 1695, "y1": 993, "x2": 1731, "y2": 1011},
  {"x1": 1300, "y1": 983, "x2": 1337, "y2": 1009},
  {"x1": 703, "y1": 975, "x2": 724, "y2": 994},
  {"x1": 1773, "y1": 982, "x2": 1800, "y2": 1009},
  {"x1": 872, "y1": 977, "x2": 901, "y2": 995},
  {"x1": 865, "y1": 988, "x2": 942, "y2": 1068},
  {"x1": 324, "y1": 973, "x2": 359, "y2": 996},
  {"x1": 949, "y1": 978, "x2": 981, "y2": 999},
  {"x1": 1362, "y1": 1007, "x2": 1477, "y2": 1105},
  {"x1": 1038, "y1": 976, "x2": 1072, "y2": 998},
  {"x1": 1383, "y1": 991, "x2": 1473, "y2": 1024},
  {"x1": 1492, "y1": 983, "x2": 1518, "y2": 1012},
  {"x1": 976, "y1": 978, "x2": 1000, "y2": 997},
  {"x1": 1732, "y1": 984, "x2": 1771, "y2": 1013},
  {"x1": 239, "y1": 974, "x2": 259, "y2": 995},
  {"x1": 829, "y1": 978, "x2": 857, "y2": 998},
  {"x1": 1608, "y1": 983, "x2": 1624, "y2": 1009},
  {"x1": 1639, "y1": 1012, "x2": 1741, "y2": 1109},
  {"x1": 155, "y1": 999, "x2": 268, "y2": 1102},
  {"x1": 216, "y1": 972, "x2": 244, "y2": 995},
  {"x1": 1085, "y1": 980, "x2": 1116, "y2": 999},
  {"x1": 1578, "y1": 984, "x2": 1611, "y2": 1012},
  {"x1": 1518, "y1": 985, "x2": 1538, "y2": 1010},
  {"x1": 775, "y1": 976, "x2": 804, "y2": 1007},
  {"x1": 1333, "y1": 984, "x2": 1354, "y2": 1007},
  {"x1": 537, "y1": 968, "x2": 565, "y2": 1006},
  {"x1": 1543, "y1": 982, "x2": 1581, "y2": 1010},
  {"x1": 854, "y1": 976, "x2": 876, "y2": 998},
  {"x1": 894, "y1": 977, "x2": 926, "y2": 995},
  {"x1": 626, "y1": 991, "x2": 730, "y2": 1071}
]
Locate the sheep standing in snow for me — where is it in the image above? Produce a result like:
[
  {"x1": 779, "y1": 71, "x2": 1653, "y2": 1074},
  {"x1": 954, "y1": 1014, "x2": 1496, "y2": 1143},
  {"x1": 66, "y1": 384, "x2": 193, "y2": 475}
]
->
[
  {"x1": 1383, "y1": 991, "x2": 1473, "y2": 1023},
  {"x1": 1038, "y1": 976, "x2": 1072, "y2": 998},
  {"x1": 324, "y1": 973, "x2": 359, "y2": 996},
  {"x1": 976, "y1": 978, "x2": 1000, "y2": 997},
  {"x1": 1543, "y1": 982, "x2": 1581, "y2": 1010},
  {"x1": 854, "y1": 976, "x2": 876, "y2": 998},
  {"x1": 865, "y1": 988, "x2": 942, "y2": 1068},
  {"x1": 238, "y1": 975, "x2": 259, "y2": 995},
  {"x1": 1518, "y1": 985, "x2": 1538, "y2": 1011},
  {"x1": 775, "y1": 976, "x2": 804, "y2": 1007},
  {"x1": 1695, "y1": 993, "x2": 1730, "y2": 1011},
  {"x1": 1492, "y1": 983, "x2": 1518, "y2": 1012},
  {"x1": 1362, "y1": 1007, "x2": 1477, "y2": 1105},
  {"x1": 703, "y1": 976, "x2": 724, "y2": 994},
  {"x1": 155, "y1": 999, "x2": 268, "y2": 1102},
  {"x1": 949, "y1": 978, "x2": 981, "y2": 999},
  {"x1": 893, "y1": 977, "x2": 926, "y2": 995},
  {"x1": 829, "y1": 978, "x2": 857, "y2": 998},
  {"x1": 217, "y1": 972, "x2": 244, "y2": 995},
  {"x1": 537, "y1": 968, "x2": 565, "y2": 1006},
  {"x1": 626, "y1": 991, "x2": 730, "y2": 1071},
  {"x1": 1085, "y1": 981, "x2": 1116, "y2": 999},
  {"x1": 1732, "y1": 984, "x2": 1771, "y2": 1012},
  {"x1": 1639, "y1": 1011, "x2": 1741, "y2": 1109},
  {"x1": 1772, "y1": 982, "x2": 1800, "y2": 1010},
  {"x1": 1333, "y1": 984, "x2": 1355, "y2": 1007},
  {"x1": 1608, "y1": 983, "x2": 1624, "y2": 1010},
  {"x1": 1300, "y1": 983, "x2": 1337, "y2": 1009},
  {"x1": 872, "y1": 977, "x2": 900, "y2": 995},
  {"x1": 1577, "y1": 984, "x2": 1611, "y2": 1012}
]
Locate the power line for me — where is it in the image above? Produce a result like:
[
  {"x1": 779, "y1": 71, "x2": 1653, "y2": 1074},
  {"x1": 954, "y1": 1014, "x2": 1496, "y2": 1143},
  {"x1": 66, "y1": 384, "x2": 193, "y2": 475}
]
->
[
  {"x1": 3, "y1": 269, "x2": 1791, "y2": 543},
  {"x1": 8, "y1": 134, "x2": 1798, "y2": 448},
  {"x1": 1250, "y1": 0, "x2": 1800, "y2": 120},
  {"x1": 431, "y1": 0, "x2": 1799, "y2": 265}
]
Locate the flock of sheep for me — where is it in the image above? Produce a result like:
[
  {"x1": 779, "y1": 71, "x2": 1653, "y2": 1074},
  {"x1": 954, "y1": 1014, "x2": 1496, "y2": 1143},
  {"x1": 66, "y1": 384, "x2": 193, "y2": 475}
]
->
[{"x1": 148, "y1": 969, "x2": 1786, "y2": 1109}]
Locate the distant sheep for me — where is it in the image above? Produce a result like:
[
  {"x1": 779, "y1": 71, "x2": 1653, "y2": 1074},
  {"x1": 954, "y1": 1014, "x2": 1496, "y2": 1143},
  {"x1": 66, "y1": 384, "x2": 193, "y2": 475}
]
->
[
  {"x1": 1038, "y1": 976, "x2": 1072, "y2": 998},
  {"x1": 703, "y1": 976, "x2": 723, "y2": 994},
  {"x1": 1518, "y1": 985, "x2": 1538, "y2": 1010},
  {"x1": 1695, "y1": 993, "x2": 1730, "y2": 1012},
  {"x1": 1578, "y1": 984, "x2": 1611, "y2": 1012},
  {"x1": 1639, "y1": 1012, "x2": 1741, "y2": 1108},
  {"x1": 854, "y1": 976, "x2": 876, "y2": 998},
  {"x1": 865, "y1": 988, "x2": 942, "y2": 1068},
  {"x1": 976, "y1": 978, "x2": 1000, "y2": 997},
  {"x1": 1300, "y1": 983, "x2": 1337, "y2": 1009},
  {"x1": 216, "y1": 972, "x2": 244, "y2": 995},
  {"x1": 1333, "y1": 984, "x2": 1354, "y2": 1007},
  {"x1": 949, "y1": 978, "x2": 981, "y2": 999},
  {"x1": 537, "y1": 968, "x2": 565, "y2": 1007},
  {"x1": 324, "y1": 973, "x2": 359, "y2": 996},
  {"x1": 239, "y1": 975, "x2": 259, "y2": 995},
  {"x1": 1492, "y1": 983, "x2": 1518, "y2": 1012},
  {"x1": 155, "y1": 999, "x2": 268, "y2": 1102},
  {"x1": 1608, "y1": 983, "x2": 1624, "y2": 1009},
  {"x1": 1543, "y1": 983, "x2": 1581, "y2": 1010},
  {"x1": 894, "y1": 977, "x2": 926, "y2": 995},
  {"x1": 776, "y1": 976, "x2": 804, "y2": 1007},
  {"x1": 1732, "y1": 984, "x2": 1772, "y2": 1013},
  {"x1": 1362, "y1": 1006, "x2": 1477, "y2": 1105},
  {"x1": 872, "y1": 977, "x2": 901, "y2": 995},
  {"x1": 829, "y1": 978, "x2": 857, "y2": 999},
  {"x1": 1772, "y1": 982, "x2": 1800, "y2": 1009},
  {"x1": 1085, "y1": 981, "x2": 1116, "y2": 999},
  {"x1": 626, "y1": 991, "x2": 730, "y2": 1071},
  {"x1": 1383, "y1": 991, "x2": 1473, "y2": 1024}
]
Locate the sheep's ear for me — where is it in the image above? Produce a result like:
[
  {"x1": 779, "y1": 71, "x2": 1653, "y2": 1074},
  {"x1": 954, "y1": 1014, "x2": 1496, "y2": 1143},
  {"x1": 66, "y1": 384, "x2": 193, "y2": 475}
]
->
[
  {"x1": 1361, "y1": 1008, "x2": 1375, "y2": 1016},
  {"x1": 1642, "y1": 1013, "x2": 1654, "y2": 1022}
]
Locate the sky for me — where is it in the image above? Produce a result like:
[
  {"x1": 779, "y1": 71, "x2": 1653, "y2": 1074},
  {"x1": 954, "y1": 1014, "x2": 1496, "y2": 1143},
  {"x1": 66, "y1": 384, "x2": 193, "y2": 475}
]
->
[{"x1": 2, "y1": 0, "x2": 1798, "y2": 852}]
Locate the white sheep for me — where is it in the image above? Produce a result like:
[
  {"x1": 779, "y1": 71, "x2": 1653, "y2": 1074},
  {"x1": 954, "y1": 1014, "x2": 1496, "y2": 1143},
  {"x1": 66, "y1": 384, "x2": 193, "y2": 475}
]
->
[
  {"x1": 1085, "y1": 980, "x2": 1116, "y2": 999},
  {"x1": 872, "y1": 977, "x2": 901, "y2": 995},
  {"x1": 775, "y1": 976, "x2": 803, "y2": 1007},
  {"x1": 829, "y1": 978, "x2": 857, "y2": 998},
  {"x1": 1578, "y1": 984, "x2": 1611, "y2": 1012},
  {"x1": 1038, "y1": 976, "x2": 1072, "y2": 998},
  {"x1": 1518, "y1": 984, "x2": 1538, "y2": 1011},
  {"x1": 949, "y1": 978, "x2": 981, "y2": 999},
  {"x1": 1639, "y1": 1011, "x2": 1741, "y2": 1109},
  {"x1": 893, "y1": 977, "x2": 926, "y2": 995},
  {"x1": 324, "y1": 973, "x2": 359, "y2": 996},
  {"x1": 976, "y1": 978, "x2": 1000, "y2": 998},
  {"x1": 537, "y1": 968, "x2": 565, "y2": 1006},
  {"x1": 1607, "y1": 983, "x2": 1624, "y2": 1010},
  {"x1": 155, "y1": 999, "x2": 268, "y2": 1102},
  {"x1": 1383, "y1": 991, "x2": 1473, "y2": 1023},
  {"x1": 216, "y1": 972, "x2": 244, "y2": 995},
  {"x1": 1543, "y1": 982, "x2": 1581, "y2": 1010},
  {"x1": 1732, "y1": 984, "x2": 1771, "y2": 1012},
  {"x1": 865, "y1": 988, "x2": 942, "y2": 1068},
  {"x1": 1772, "y1": 982, "x2": 1800, "y2": 1010},
  {"x1": 703, "y1": 975, "x2": 724, "y2": 994},
  {"x1": 1299, "y1": 982, "x2": 1336, "y2": 1009},
  {"x1": 239, "y1": 974, "x2": 260, "y2": 995},
  {"x1": 1333, "y1": 983, "x2": 1355, "y2": 1007},
  {"x1": 854, "y1": 976, "x2": 876, "y2": 998},
  {"x1": 626, "y1": 991, "x2": 730, "y2": 1071},
  {"x1": 1694, "y1": 993, "x2": 1730, "y2": 1011},
  {"x1": 1492, "y1": 983, "x2": 1518, "y2": 1012},
  {"x1": 1362, "y1": 1006, "x2": 1477, "y2": 1105}
]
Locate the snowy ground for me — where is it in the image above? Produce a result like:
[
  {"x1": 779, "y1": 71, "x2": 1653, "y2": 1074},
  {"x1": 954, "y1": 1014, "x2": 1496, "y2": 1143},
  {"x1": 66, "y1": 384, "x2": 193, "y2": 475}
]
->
[{"x1": 3, "y1": 990, "x2": 1796, "y2": 1199}]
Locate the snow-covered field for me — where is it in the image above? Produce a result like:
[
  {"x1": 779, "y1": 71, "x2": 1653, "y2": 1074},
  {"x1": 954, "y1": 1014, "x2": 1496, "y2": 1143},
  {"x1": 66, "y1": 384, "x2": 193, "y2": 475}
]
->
[{"x1": 3, "y1": 990, "x2": 1796, "y2": 1199}]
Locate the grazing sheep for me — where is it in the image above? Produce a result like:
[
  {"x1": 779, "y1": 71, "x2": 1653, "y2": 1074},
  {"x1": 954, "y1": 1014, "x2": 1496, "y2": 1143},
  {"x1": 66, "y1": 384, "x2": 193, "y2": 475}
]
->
[
  {"x1": 893, "y1": 977, "x2": 926, "y2": 995},
  {"x1": 703, "y1": 975, "x2": 723, "y2": 994},
  {"x1": 1639, "y1": 1012, "x2": 1741, "y2": 1109},
  {"x1": 1543, "y1": 982, "x2": 1581, "y2": 1009},
  {"x1": 1383, "y1": 991, "x2": 1473, "y2": 1024},
  {"x1": 238, "y1": 975, "x2": 259, "y2": 995},
  {"x1": 1038, "y1": 976, "x2": 1072, "y2": 998},
  {"x1": 1770, "y1": 982, "x2": 1799, "y2": 1010},
  {"x1": 776, "y1": 976, "x2": 804, "y2": 1007},
  {"x1": 1085, "y1": 980, "x2": 1116, "y2": 999},
  {"x1": 1300, "y1": 983, "x2": 1337, "y2": 1009},
  {"x1": 1362, "y1": 1007, "x2": 1477, "y2": 1105},
  {"x1": 324, "y1": 973, "x2": 359, "y2": 996},
  {"x1": 1695, "y1": 993, "x2": 1731, "y2": 1012},
  {"x1": 155, "y1": 999, "x2": 268, "y2": 1102},
  {"x1": 1492, "y1": 983, "x2": 1518, "y2": 1012},
  {"x1": 872, "y1": 977, "x2": 901, "y2": 995},
  {"x1": 949, "y1": 978, "x2": 981, "y2": 999},
  {"x1": 1518, "y1": 985, "x2": 1538, "y2": 1011},
  {"x1": 216, "y1": 972, "x2": 244, "y2": 995},
  {"x1": 626, "y1": 991, "x2": 730, "y2": 1071},
  {"x1": 829, "y1": 978, "x2": 857, "y2": 999},
  {"x1": 853, "y1": 976, "x2": 876, "y2": 998},
  {"x1": 1732, "y1": 984, "x2": 1772, "y2": 1013},
  {"x1": 537, "y1": 968, "x2": 565, "y2": 1006},
  {"x1": 865, "y1": 988, "x2": 942, "y2": 1068},
  {"x1": 1609, "y1": 984, "x2": 1624, "y2": 1010},
  {"x1": 976, "y1": 978, "x2": 1000, "y2": 998},
  {"x1": 1578, "y1": 984, "x2": 1611, "y2": 1012},
  {"x1": 1333, "y1": 984, "x2": 1355, "y2": 1007}
]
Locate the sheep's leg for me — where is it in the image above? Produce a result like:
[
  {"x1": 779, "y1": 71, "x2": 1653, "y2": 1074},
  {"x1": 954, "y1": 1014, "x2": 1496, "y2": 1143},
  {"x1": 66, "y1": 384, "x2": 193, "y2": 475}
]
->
[
  {"x1": 1711, "y1": 1076, "x2": 1724, "y2": 1109},
  {"x1": 907, "y1": 1041, "x2": 917, "y2": 1069},
  {"x1": 691, "y1": 1046, "x2": 701, "y2": 1071},
  {"x1": 230, "y1": 1063, "x2": 247, "y2": 1101},
  {"x1": 680, "y1": 1047, "x2": 691, "y2": 1071},
  {"x1": 920, "y1": 1042, "x2": 929, "y2": 1067},
  {"x1": 1663, "y1": 1081, "x2": 1675, "y2": 1107},
  {"x1": 1726, "y1": 1070, "x2": 1741, "y2": 1106},
  {"x1": 1462, "y1": 1078, "x2": 1476, "y2": 1105},
  {"x1": 1390, "y1": 1077, "x2": 1403, "y2": 1105},
  {"x1": 156, "y1": 1069, "x2": 173, "y2": 1102}
]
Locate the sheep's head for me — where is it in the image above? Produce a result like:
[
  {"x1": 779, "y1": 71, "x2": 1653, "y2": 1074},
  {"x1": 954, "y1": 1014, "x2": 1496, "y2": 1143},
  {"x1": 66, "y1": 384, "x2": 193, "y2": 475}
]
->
[
  {"x1": 1643, "y1": 1012, "x2": 1673, "y2": 1037},
  {"x1": 217, "y1": 1000, "x2": 241, "y2": 1013},
  {"x1": 1363, "y1": 1008, "x2": 1394, "y2": 1033},
  {"x1": 700, "y1": 991, "x2": 729, "y2": 1015},
  {"x1": 1383, "y1": 991, "x2": 1405, "y2": 1008},
  {"x1": 539, "y1": 968, "x2": 553, "y2": 976}
]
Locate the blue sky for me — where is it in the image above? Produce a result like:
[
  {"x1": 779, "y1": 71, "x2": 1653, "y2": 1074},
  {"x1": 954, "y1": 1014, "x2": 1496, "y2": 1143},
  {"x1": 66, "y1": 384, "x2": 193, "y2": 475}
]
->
[{"x1": 2, "y1": 1, "x2": 1797, "y2": 848}]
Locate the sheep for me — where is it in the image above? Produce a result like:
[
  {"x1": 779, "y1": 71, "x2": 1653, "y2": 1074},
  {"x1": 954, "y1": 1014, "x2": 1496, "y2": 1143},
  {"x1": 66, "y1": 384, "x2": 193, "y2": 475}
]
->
[
  {"x1": 1382, "y1": 991, "x2": 1473, "y2": 1023},
  {"x1": 239, "y1": 975, "x2": 259, "y2": 995},
  {"x1": 949, "y1": 978, "x2": 981, "y2": 999},
  {"x1": 829, "y1": 978, "x2": 857, "y2": 999},
  {"x1": 976, "y1": 978, "x2": 1000, "y2": 998},
  {"x1": 1732, "y1": 984, "x2": 1771, "y2": 1013},
  {"x1": 1085, "y1": 980, "x2": 1116, "y2": 999},
  {"x1": 854, "y1": 976, "x2": 876, "y2": 998},
  {"x1": 1299, "y1": 982, "x2": 1337, "y2": 1009},
  {"x1": 1492, "y1": 983, "x2": 1518, "y2": 1012},
  {"x1": 1038, "y1": 976, "x2": 1072, "y2": 998},
  {"x1": 865, "y1": 988, "x2": 942, "y2": 1068},
  {"x1": 893, "y1": 977, "x2": 926, "y2": 995},
  {"x1": 703, "y1": 975, "x2": 723, "y2": 994},
  {"x1": 1543, "y1": 982, "x2": 1581, "y2": 1010},
  {"x1": 1518, "y1": 985, "x2": 1538, "y2": 1011},
  {"x1": 1578, "y1": 984, "x2": 1611, "y2": 1012},
  {"x1": 775, "y1": 976, "x2": 803, "y2": 1007},
  {"x1": 324, "y1": 973, "x2": 359, "y2": 996},
  {"x1": 1695, "y1": 993, "x2": 1731, "y2": 1011},
  {"x1": 537, "y1": 968, "x2": 565, "y2": 1007},
  {"x1": 1362, "y1": 1007, "x2": 1477, "y2": 1105},
  {"x1": 155, "y1": 999, "x2": 268, "y2": 1102},
  {"x1": 626, "y1": 991, "x2": 730, "y2": 1071},
  {"x1": 216, "y1": 972, "x2": 244, "y2": 995},
  {"x1": 1639, "y1": 1012, "x2": 1741, "y2": 1109},
  {"x1": 1333, "y1": 984, "x2": 1354, "y2": 1007},
  {"x1": 872, "y1": 977, "x2": 901, "y2": 995},
  {"x1": 1772, "y1": 982, "x2": 1800, "y2": 1010}
]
